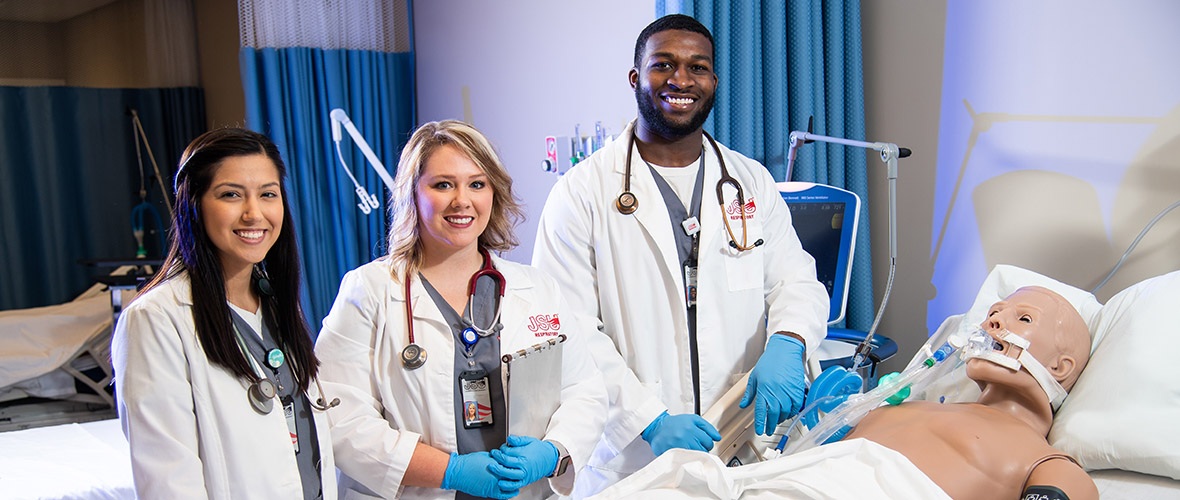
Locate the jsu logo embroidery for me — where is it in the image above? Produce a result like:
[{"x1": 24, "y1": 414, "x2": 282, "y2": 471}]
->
[
  {"x1": 527, "y1": 314, "x2": 561, "y2": 336},
  {"x1": 726, "y1": 197, "x2": 757, "y2": 220}
]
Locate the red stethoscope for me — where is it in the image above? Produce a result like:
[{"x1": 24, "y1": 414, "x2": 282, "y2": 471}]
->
[{"x1": 401, "y1": 247, "x2": 506, "y2": 369}]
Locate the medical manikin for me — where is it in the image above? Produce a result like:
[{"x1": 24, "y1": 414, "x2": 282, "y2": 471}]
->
[{"x1": 841, "y1": 286, "x2": 1098, "y2": 500}]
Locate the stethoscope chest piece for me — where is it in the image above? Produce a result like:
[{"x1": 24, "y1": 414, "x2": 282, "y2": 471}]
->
[
  {"x1": 401, "y1": 343, "x2": 427, "y2": 369},
  {"x1": 248, "y1": 378, "x2": 277, "y2": 414},
  {"x1": 616, "y1": 191, "x2": 638, "y2": 214}
]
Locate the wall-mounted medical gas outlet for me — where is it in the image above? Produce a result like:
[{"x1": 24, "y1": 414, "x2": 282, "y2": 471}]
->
[{"x1": 541, "y1": 122, "x2": 616, "y2": 176}]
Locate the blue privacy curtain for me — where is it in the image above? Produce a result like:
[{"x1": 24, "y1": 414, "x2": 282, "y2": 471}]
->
[
  {"x1": 0, "y1": 86, "x2": 204, "y2": 310},
  {"x1": 240, "y1": 47, "x2": 414, "y2": 327},
  {"x1": 657, "y1": 1, "x2": 872, "y2": 332}
]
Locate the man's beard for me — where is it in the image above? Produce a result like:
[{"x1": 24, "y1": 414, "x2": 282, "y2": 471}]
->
[{"x1": 635, "y1": 85, "x2": 715, "y2": 138}]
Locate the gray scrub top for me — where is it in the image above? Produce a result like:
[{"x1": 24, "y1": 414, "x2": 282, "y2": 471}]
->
[{"x1": 230, "y1": 309, "x2": 322, "y2": 500}]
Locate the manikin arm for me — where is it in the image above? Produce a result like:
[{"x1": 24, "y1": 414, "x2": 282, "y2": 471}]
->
[{"x1": 1024, "y1": 458, "x2": 1098, "y2": 500}]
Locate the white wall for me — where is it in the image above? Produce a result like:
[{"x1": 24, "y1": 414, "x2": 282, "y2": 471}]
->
[
  {"x1": 416, "y1": 1, "x2": 1180, "y2": 376},
  {"x1": 413, "y1": 0, "x2": 656, "y2": 264},
  {"x1": 865, "y1": 0, "x2": 1180, "y2": 373}
]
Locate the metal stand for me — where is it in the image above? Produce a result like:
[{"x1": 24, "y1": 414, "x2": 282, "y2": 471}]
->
[{"x1": 786, "y1": 130, "x2": 910, "y2": 391}]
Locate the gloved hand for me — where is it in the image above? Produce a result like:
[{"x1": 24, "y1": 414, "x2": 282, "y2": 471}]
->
[
  {"x1": 441, "y1": 451, "x2": 519, "y2": 499},
  {"x1": 641, "y1": 411, "x2": 722, "y2": 456},
  {"x1": 740, "y1": 334, "x2": 807, "y2": 435},
  {"x1": 488, "y1": 435, "x2": 558, "y2": 490}
]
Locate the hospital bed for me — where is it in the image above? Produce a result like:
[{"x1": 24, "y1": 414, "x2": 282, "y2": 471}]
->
[
  {"x1": 594, "y1": 265, "x2": 1180, "y2": 499},
  {"x1": 0, "y1": 267, "x2": 140, "y2": 432}
]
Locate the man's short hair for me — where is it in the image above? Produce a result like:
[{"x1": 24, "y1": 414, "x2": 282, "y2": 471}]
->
[{"x1": 633, "y1": 14, "x2": 716, "y2": 69}]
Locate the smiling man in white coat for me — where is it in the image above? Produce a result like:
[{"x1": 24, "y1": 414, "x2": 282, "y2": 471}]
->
[{"x1": 532, "y1": 14, "x2": 830, "y2": 497}]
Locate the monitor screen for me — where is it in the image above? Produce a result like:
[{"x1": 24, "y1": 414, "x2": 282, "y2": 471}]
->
[{"x1": 787, "y1": 202, "x2": 846, "y2": 299}]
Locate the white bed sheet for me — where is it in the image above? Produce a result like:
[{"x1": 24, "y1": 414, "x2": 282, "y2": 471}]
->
[
  {"x1": 590, "y1": 439, "x2": 950, "y2": 500},
  {"x1": 0, "y1": 418, "x2": 134, "y2": 500},
  {"x1": 0, "y1": 418, "x2": 1175, "y2": 500},
  {"x1": 589, "y1": 437, "x2": 1180, "y2": 499},
  {"x1": 1091, "y1": 469, "x2": 1180, "y2": 500}
]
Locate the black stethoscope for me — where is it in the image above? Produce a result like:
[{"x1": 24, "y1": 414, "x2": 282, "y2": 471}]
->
[
  {"x1": 401, "y1": 247, "x2": 507, "y2": 369},
  {"x1": 616, "y1": 127, "x2": 764, "y2": 251}
]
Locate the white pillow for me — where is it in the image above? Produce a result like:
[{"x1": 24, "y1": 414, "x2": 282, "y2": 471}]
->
[
  {"x1": 961, "y1": 264, "x2": 1104, "y2": 341},
  {"x1": 907, "y1": 265, "x2": 1102, "y2": 404},
  {"x1": 1049, "y1": 270, "x2": 1180, "y2": 480}
]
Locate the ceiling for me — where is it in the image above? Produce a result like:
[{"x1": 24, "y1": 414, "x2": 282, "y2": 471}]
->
[{"x1": 0, "y1": 0, "x2": 120, "y2": 23}]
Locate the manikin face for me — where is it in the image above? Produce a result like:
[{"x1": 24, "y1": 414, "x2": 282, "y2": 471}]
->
[
  {"x1": 200, "y1": 154, "x2": 283, "y2": 277},
  {"x1": 966, "y1": 287, "x2": 1073, "y2": 385},
  {"x1": 631, "y1": 29, "x2": 718, "y2": 138},
  {"x1": 415, "y1": 144, "x2": 493, "y2": 257}
]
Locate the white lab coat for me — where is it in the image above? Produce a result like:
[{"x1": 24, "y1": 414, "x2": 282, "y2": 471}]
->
[
  {"x1": 532, "y1": 121, "x2": 829, "y2": 494},
  {"x1": 111, "y1": 273, "x2": 338, "y2": 499},
  {"x1": 315, "y1": 256, "x2": 608, "y2": 499}
]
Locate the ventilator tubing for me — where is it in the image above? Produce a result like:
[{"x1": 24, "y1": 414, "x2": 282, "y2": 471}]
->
[{"x1": 784, "y1": 342, "x2": 960, "y2": 455}]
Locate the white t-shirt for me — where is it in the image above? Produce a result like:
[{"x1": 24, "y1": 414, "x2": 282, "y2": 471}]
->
[
  {"x1": 649, "y1": 155, "x2": 702, "y2": 212},
  {"x1": 228, "y1": 301, "x2": 263, "y2": 338}
]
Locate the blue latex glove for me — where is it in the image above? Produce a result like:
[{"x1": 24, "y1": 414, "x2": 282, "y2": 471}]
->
[
  {"x1": 441, "y1": 451, "x2": 519, "y2": 499},
  {"x1": 641, "y1": 411, "x2": 722, "y2": 456},
  {"x1": 488, "y1": 435, "x2": 558, "y2": 490},
  {"x1": 740, "y1": 335, "x2": 807, "y2": 435}
]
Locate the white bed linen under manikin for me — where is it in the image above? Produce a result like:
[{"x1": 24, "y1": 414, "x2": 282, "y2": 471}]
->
[{"x1": 590, "y1": 438, "x2": 949, "y2": 500}]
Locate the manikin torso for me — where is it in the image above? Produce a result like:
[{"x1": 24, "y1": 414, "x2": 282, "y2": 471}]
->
[{"x1": 847, "y1": 400, "x2": 1069, "y2": 500}]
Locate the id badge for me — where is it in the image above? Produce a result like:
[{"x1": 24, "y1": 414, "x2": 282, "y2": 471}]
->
[
  {"x1": 459, "y1": 370, "x2": 494, "y2": 428},
  {"x1": 684, "y1": 265, "x2": 698, "y2": 307},
  {"x1": 283, "y1": 398, "x2": 299, "y2": 453}
]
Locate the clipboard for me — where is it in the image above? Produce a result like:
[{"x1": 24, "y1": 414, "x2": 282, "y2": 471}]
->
[
  {"x1": 501, "y1": 334, "x2": 566, "y2": 438},
  {"x1": 501, "y1": 334, "x2": 566, "y2": 499}
]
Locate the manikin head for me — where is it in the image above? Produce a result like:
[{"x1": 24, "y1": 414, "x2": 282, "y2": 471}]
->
[{"x1": 965, "y1": 286, "x2": 1091, "y2": 407}]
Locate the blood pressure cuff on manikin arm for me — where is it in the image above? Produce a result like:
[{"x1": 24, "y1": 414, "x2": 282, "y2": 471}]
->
[{"x1": 1022, "y1": 485, "x2": 1070, "y2": 500}]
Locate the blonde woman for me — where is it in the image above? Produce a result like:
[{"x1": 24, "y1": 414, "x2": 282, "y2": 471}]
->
[{"x1": 315, "y1": 121, "x2": 606, "y2": 499}]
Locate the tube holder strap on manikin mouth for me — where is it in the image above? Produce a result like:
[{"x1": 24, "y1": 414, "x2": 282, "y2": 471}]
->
[{"x1": 957, "y1": 328, "x2": 1068, "y2": 412}]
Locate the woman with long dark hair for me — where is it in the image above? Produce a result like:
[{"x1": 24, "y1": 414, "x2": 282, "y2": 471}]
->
[{"x1": 112, "y1": 128, "x2": 336, "y2": 499}]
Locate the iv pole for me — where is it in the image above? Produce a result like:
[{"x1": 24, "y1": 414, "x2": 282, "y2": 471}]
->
[
  {"x1": 785, "y1": 128, "x2": 911, "y2": 386},
  {"x1": 329, "y1": 108, "x2": 395, "y2": 214}
]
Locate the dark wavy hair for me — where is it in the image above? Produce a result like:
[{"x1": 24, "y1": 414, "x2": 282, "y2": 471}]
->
[
  {"x1": 633, "y1": 14, "x2": 715, "y2": 69},
  {"x1": 141, "y1": 128, "x2": 317, "y2": 392}
]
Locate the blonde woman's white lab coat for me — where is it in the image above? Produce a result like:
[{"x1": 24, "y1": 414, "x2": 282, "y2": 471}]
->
[
  {"x1": 315, "y1": 256, "x2": 608, "y2": 499},
  {"x1": 532, "y1": 121, "x2": 830, "y2": 493},
  {"x1": 111, "y1": 273, "x2": 338, "y2": 500}
]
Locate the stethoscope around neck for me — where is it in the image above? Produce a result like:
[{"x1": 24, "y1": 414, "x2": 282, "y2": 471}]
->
[
  {"x1": 616, "y1": 126, "x2": 764, "y2": 251},
  {"x1": 232, "y1": 320, "x2": 340, "y2": 415},
  {"x1": 401, "y1": 247, "x2": 506, "y2": 369},
  {"x1": 232, "y1": 274, "x2": 339, "y2": 415}
]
